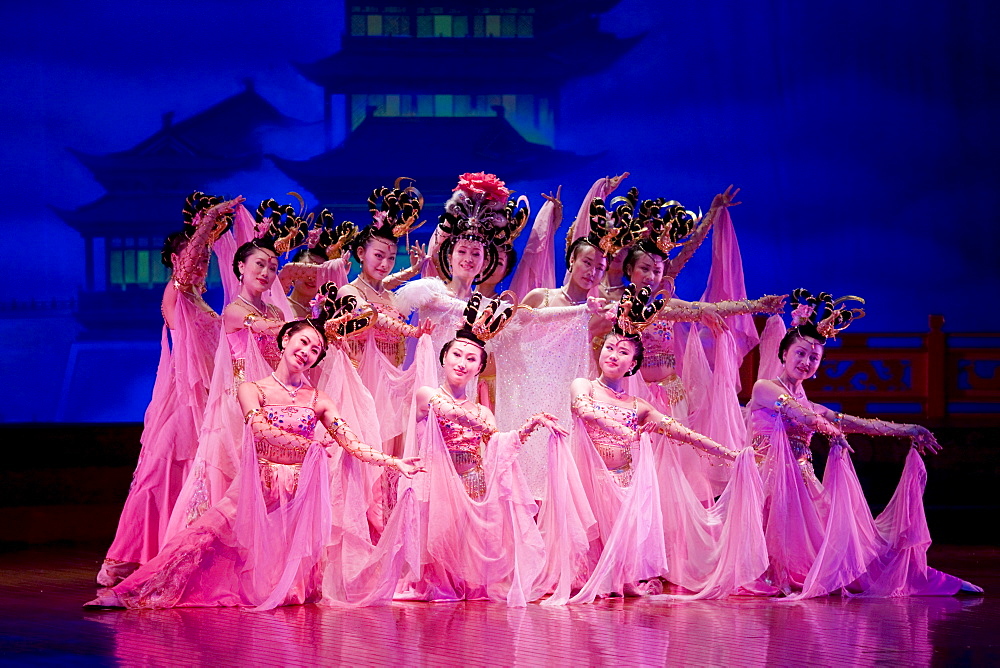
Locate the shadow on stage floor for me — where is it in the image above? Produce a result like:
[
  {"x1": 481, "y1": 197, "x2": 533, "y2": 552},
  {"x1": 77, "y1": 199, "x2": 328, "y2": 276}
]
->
[{"x1": 1, "y1": 543, "x2": 996, "y2": 666}]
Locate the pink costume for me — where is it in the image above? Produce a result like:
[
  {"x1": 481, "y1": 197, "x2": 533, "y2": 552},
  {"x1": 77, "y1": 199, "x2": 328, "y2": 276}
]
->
[
  {"x1": 344, "y1": 301, "x2": 436, "y2": 530},
  {"x1": 541, "y1": 382, "x2": 767, "y2": 604},
  {"x1": 749, "y1": 397, "x2": 971, "y2": 598},
  {"x1": 98, "y1": 292, "x2": 220, "y2": 585},
  {"x1": 396, "y1": 391, "x2": 547, "y2": 606},
  {"x1": 109, "y1": 385, "x2": 332, "y2": 610},
  {"x1": 163, "y1": 301, "x2": 287, "y2": 541},
  {"x1": 507, "y1": 195, "x2": 560, "y2": 297}
]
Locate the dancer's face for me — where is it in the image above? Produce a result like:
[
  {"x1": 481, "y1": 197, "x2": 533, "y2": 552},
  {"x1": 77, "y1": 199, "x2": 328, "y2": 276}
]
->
[
  {"x1": 282, "y1": 325, "x2": 325, "y2": 371},
  {"x1": 239, "y1": 248, "x2": 279, "y2": 294},
  {"x1": 599, "y1": 334, "x2": 638, "y2": 380},
  {"x1": 568, "y1": 244, "x2": 608, "y2": 292},
  {"x1": 360, "y1": 237, "x2": 397, "y2": 282},
  {"x1": 781, "y1": 335, "x2": 824, "y2": 382},
  {"x1": 628, "y1": 251, "x2": 664, "y2": 292},
  {"x1": 296, "y1": 252, "x2": 325, "y2": 292},
  {"x1": 442, "y1": 339, "x2": 484, "y2": 385},
  {"x1": 450, "y1": 239, "x2": 485, "y2": 282}
]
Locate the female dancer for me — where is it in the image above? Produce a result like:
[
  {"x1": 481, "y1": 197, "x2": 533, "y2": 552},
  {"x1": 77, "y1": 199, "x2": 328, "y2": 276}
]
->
[
  {"x1": 97, "y1": 193, "x2": 240, "y2": 586},
  {"x1": 339, "y1": 183, "x2": 434, "y2": 368},
  {"x1": 398, "y1": 293, "x2": 565, "y2": 605},
  {"x1": 164, "y1": 212, "x2": 304, "y2": 538},
  {"x1": 557, "y1": 287, "x2": 749, "y2": 602},
  {"x1": 747, "y1": 290, "x2": 981, "y2": 597},
  {"x1": 86, "y1": 306, "x2": 421, "y2": 610},
  {"x1": 491, "y1": 210, "x2": 620, "y2": 498},
  {"x1": 395, "y1": 173, "x2": 527, "y2": 378}
]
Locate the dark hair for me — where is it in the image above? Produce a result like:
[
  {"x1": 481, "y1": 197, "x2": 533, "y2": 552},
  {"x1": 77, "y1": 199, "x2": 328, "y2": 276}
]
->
[
  {"x1": 482, "y1": 245, "x2": 518, "y2": 285},
  {"x1": 439, "y1": 337, "x2": 489, "y2": 374},
  {"x1": 161, "y1": 231, "x2": 189, "y2": 269},
  {"x1": 277, "y1": 320, "x2": 328, "y2": 368},
  {"x1": 603, "y1": 331, "x2": 644, "y2": 376},
  {"x1": 777, "y1": 326, "x2": 825, "y2": 362},
  {"x1": 622, "y1": 240, "x2": 667, "y2": 282},
  {"x1": 291, "y1": 247, "x2": 327, "y2": 264},
  {"x1": 565, "y1": 236, "x2": 609, "y2": 268},
  {"x1": 349, "y1": 226, "x2": 398, "y2": 263},
  {"x1": 233, "y1": 241, "x2": 277, "y2": 280}
]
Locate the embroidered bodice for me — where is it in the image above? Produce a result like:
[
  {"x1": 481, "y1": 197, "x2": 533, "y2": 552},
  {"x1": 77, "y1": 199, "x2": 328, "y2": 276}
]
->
[
  {"x1": 250, "y1": 383, "x2": 319, "y2": 464},
  {"x1": 641, "y1": 320, "x2": 675, "y2": 369},
  {"x1": 749, "y1": 403, "x2": 817, "y2": 480},
  {"x1": 581, "y1": 384, "x2": 640, "y2": 487},
  {"x1": 347, "y1": 300, "x2": 407, "y2": 367}
]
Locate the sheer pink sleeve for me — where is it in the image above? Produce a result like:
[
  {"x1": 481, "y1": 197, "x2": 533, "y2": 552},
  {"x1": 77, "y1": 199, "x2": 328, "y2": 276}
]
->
[{"x1": 509, "y1": 197, "x2": 558, "y2": 296}]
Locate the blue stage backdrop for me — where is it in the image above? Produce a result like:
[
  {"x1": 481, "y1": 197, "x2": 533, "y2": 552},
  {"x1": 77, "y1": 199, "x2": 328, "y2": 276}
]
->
[{"x1": 0, "y1": 1, "x2": 996, "y2": 422}]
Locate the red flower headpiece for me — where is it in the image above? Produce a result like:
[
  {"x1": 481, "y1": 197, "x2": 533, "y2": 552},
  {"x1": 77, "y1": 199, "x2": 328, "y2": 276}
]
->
[{"x1": 453, "y1": 172, "x2": 510, "y2": 205}]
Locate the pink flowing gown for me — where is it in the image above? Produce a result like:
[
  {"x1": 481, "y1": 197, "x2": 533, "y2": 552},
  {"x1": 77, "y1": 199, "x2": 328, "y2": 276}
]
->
[
  {"x1": 749, "y1": 401, "x2": 971, "y2": 597},
  {"x1": 396, "y1": 399, "x2": 548, "y2": 606},
  {"x1": 98, "y1": 293, "x2": 220, "y2": 585}
]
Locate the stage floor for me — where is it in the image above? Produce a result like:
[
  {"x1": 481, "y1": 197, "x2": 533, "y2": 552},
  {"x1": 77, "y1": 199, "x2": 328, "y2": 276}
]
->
[{"x1": 1, "y1": 544, "x2": 997, "y2": 666}]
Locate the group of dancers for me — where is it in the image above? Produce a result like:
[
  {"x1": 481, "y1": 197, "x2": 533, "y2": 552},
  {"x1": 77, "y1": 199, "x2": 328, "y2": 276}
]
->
[{"x1": 85, "y1": 172, "x2": 980, "y2": 610}]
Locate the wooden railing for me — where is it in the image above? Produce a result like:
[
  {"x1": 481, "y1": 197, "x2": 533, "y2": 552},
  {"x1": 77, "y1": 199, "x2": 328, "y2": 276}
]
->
[{"x1": 739, "y1": 315, "x2": 1000, "y2": 426}]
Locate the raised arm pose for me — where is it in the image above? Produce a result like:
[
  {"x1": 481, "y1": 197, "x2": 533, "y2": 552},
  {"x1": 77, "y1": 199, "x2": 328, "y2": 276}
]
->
[{"x1": 97, "y1": 193, "x2": 240, "y2": 587}]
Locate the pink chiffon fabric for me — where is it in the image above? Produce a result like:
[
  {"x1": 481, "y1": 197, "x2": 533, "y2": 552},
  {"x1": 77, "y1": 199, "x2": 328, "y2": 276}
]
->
[
  {"x1": 545, "y1": 418, "x2": 767, "y2": 604},
  {"x1": 561, "y1": 427, "x2": 668, "y2": 603},
  {"x1": 396, "y1": 404, "x2": 547, "y2": 606},
  {"x1": 508, "y1": 196, "x2": 559, "y2": 298},
  {"x1": 99, "y1": 294, "x2": 220, "y2": 584},
  {"x1": 163, "y1": 323, "x2": 277, "y2": 541},
  {"x1": 750, "y1": 406, "x2": 968, "y2": 598},
  {"x1": 111, "y1": 417, "x2": 331, "y2": 610}
]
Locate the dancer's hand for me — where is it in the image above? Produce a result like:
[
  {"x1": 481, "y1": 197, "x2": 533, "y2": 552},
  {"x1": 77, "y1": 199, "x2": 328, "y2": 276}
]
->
[
  {"x1": 417, "y1": 319, "x2": 436, "y2": 336},
  {"x1": 606, "y1": 172, "x2": 630, "y2": 193},
  {"x1": 710, "y1": 185, "x2": 741, "y2": 211},
  {"x1": 908, "y1": 426, "x2": 941, "y2": 455},
  {"x1": 586, "y1": 296, "x2": 610, "y2": 314},
  {"x1": 396, "y1": 456, "x2": 425, "y2": 478},
  {"x1": 701, "y1": 308, "x2": 729, "y2": 334},
  {"x1": 408, "y1": 242, "x2": 428, "y2": 271},
  {"x1": 535, "y1": 412, "x2": 568, "y2": 436},
  {"x1": 760, "y1": 294, "x2": 788, "y2": 314},
  {"x1": 541, "y1": 185, "x2": 563, "y2": 210}
]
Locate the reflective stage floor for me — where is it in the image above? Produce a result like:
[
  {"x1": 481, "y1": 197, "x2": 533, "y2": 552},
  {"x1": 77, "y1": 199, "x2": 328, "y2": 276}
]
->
[{"x1": 1, "y1": 544, "x2": 997, "y2": 666}]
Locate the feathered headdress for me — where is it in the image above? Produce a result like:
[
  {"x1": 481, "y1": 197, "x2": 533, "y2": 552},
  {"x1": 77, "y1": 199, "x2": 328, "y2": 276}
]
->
[
  {"x1": 789, "y1": 288, "x2": 865, "y2": 343},
  {"x1": 583, "y1": 187, "x2": 650, "y2": 257},
  {"x1": 309, "y1": 281, "x2": 377, "y2": 342},
  {"x1": 612, "y1": 284, "x2": 666, "y2": 338},
  {"x1": 454, "y1": 291, "x2": 519, "y2": 349},
  {"x1": 646, "y1": 200, "x2": 700, "y2": 255},
  {"x1": 436, "y1": 173, "x2": 530, "y2": 282},
  {"x1": 182, "y1": 190, "x2": 233, "y2": 243},
  {"x1": 255, "y1": 195, "x2": 310, "y2": 255},
  {"x1": 305, "y1": 208, "x2": 357, "y2": 260}
]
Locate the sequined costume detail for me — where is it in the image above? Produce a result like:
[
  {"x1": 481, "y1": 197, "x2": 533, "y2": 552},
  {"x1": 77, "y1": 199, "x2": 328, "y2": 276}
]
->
[
  {"x1": 347, "y1": 301, "x2": 407, "y2": 367},
  {"x1": 750, "y1": 404, "x2": 818, "y2": 483},
  {"x1": 582, "y1": 394, "x2": 640, "y2": 488},
  {"x1": 249, "y1": 383, "x2": 319, "y2": 498},
  {"x1": 434, "y1": 394, "x2": 489, "y2": 500}
]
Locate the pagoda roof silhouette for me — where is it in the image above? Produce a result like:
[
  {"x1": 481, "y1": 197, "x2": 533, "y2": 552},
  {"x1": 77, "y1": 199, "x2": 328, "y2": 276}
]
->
[{"x1": 270, "y1": 113, "x2": 601, "y2": 211}]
